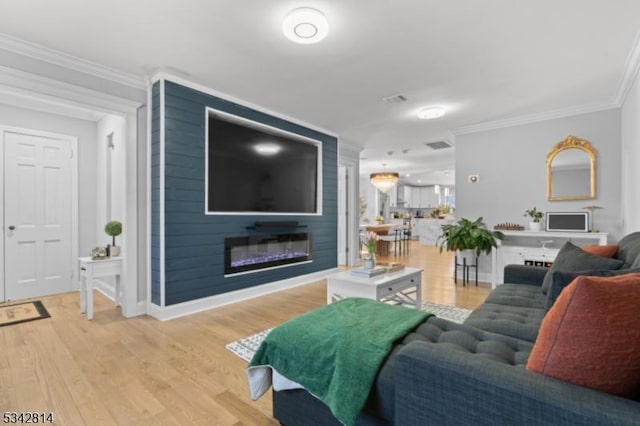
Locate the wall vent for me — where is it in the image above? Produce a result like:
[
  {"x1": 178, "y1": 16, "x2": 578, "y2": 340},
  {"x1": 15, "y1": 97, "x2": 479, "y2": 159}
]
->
[
  {"x1": 424, "y1": 140, "x2": 452, "y2": 150},
  {"x1": 381, "y1": 94, "x2": 407, "y2": 104}
]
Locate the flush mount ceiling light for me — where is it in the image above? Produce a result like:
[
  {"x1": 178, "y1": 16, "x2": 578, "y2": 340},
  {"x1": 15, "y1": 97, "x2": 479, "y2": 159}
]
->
[
  {"x1": 370, "y1": 163, "x2": 399, "y2": 193},
  {"x1": 417, "y1": 106, "x2": 446, "y2": 120},
  {"x1": 282, "y1": 7, "x2": 329, "y2": 44}
]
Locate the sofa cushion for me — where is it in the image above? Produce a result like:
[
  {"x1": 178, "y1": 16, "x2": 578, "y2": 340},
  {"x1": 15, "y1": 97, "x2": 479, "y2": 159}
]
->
[
  {"x1": 404, "y1": 317, "x2": 533, "y2": 365},
  {"x1": 581, "y1": 244, "x2": 618, "y2": 258},
  {"x1": 368, "y1": 316, "x2": 533, "y2": 421},
  {"x1": 527, "y1": 274, "x2": 640, "y2": 399},
  {"x1": 463, "y1": 303, "x2": 545, "y2": 342},
  {"x1": 541, "y1": 242, "x2": 624, "y2": 294},
  {"x1": 484, "y1": 283, "x2": 547, "y2": 308},
  {"x1": 546, "y1": 268, "x2": 640, "y2": 310},
  {"x1": 616, "y1": 231, "x2": 640, "y2": 268}
]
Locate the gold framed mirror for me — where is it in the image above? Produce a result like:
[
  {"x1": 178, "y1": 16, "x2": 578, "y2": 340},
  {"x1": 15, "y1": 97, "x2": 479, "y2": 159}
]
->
[{"x1": 547, "y1": 135, "x2": 596, "y2": 201}]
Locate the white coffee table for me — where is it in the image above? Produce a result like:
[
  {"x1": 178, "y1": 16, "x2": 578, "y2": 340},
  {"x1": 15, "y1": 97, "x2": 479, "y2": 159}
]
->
[{"x1": 326, "y1": 267, "x2": 422, "y2": 309}]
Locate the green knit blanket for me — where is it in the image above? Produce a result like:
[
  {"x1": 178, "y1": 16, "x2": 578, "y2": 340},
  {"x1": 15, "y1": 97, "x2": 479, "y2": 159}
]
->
[{"x1": 247, "y1": 298, "x2": 430, "y2": 426}]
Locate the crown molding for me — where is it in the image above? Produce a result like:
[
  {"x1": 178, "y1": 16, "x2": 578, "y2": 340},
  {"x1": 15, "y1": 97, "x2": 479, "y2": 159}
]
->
[
  {"x1": 451, "y1": 102, "x2": 617, "y2": 136},
  {"x1": 0, "y1": 33, "x2": 147, "y2": 90},
  {"x1": 615, "y1": 30, "x2": 640, "y2": 106},
  {"x1": 151, "y1": 72, "x2": 339, "y2": 138},
  {"x1": 0, "y1": 83, "x2": 105, "y2": 121},
  {"x1": 454, "y1": 31, "x2": 640, "y2": 136},
  {"x1": 0, "y1": 65, "x2": 142, "y2": 116}
]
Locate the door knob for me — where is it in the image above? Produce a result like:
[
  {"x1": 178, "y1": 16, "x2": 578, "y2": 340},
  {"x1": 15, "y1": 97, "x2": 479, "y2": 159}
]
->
[{"x1": 8, "y1": 225, "x2": 15, "y2": 231}]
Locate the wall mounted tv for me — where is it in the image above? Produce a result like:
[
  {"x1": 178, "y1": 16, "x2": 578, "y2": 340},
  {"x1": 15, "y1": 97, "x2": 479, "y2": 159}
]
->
[{"x1": 205, "y1": 108, "x2": 322, "y2": 215}]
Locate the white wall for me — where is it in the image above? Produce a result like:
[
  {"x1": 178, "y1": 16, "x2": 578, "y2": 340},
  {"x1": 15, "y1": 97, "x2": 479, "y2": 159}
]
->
[
  {"x1": 359, "y1": 177, "x2": 379, "y2": 223},
  {"x1": 95, "y1": 114, "x2": 126, "y2": 247},
  {"x1": 0, "y1": 104, "x2": 97, "y2": 257},
  {"x1": 455, "y1": 108, "x2": 622, "y2": 239},
  {"x1": 621, "y1": 70, "x2": 640, "y2": 234},
  {"x1": 454, "y1": 109, "x2": 622, "y2": 279}
]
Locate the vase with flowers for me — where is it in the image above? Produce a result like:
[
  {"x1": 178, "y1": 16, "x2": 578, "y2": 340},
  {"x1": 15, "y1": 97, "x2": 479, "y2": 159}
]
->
[{"x1": 363, "y1": 231, "x2": 379, "y2": 269}]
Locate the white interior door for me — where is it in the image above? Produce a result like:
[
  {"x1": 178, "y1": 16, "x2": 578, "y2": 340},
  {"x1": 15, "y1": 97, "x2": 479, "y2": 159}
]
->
[{"x1": 3, "y1": 128, "x2": 73, "y2": 300}]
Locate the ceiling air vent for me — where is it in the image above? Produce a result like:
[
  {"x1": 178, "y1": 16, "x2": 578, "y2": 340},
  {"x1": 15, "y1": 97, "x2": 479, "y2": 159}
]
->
[
  {"x1": 424, "y1": 141, "x2": 452, "y2": 150},
  {"x1": 381, "y1": 94, "x2": 407, "y2": 104}
]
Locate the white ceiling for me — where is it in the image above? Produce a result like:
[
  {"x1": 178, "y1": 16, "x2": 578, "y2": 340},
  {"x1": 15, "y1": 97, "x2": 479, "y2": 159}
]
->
[{"x1": 1, "y1": 0, "x2": 639, "y2": 186}]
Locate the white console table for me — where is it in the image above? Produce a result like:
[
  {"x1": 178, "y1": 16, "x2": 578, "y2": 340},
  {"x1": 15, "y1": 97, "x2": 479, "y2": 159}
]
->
[{"x1": 491, "y1": 231, "x2": 608, "y2": 289}]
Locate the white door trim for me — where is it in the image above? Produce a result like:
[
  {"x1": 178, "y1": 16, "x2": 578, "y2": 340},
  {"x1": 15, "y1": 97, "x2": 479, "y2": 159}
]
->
[
  {"x1": 1, "y1": 125, "x2": 78, "y2": 302},
  {"x1": 338, "y1": 142, "x2": 362, "y2": 266}
]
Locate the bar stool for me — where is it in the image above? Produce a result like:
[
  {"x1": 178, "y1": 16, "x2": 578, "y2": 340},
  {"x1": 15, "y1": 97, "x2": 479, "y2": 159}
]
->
[
  {"x1": 400, "y1": 227, "x2": 411, "y2": 254},
  {"x1": 379, "y1": 232, "x2": 398, "y2": 255}
]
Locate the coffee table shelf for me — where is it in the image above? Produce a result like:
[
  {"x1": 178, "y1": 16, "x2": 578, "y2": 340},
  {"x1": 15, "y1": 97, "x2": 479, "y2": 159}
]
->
[{"x1": 326, "y1": 267, "x2": 422, "y2": 309}]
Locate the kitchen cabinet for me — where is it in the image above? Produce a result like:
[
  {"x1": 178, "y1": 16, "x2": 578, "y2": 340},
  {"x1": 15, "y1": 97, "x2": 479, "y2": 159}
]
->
[
  {"x1": 388, "y1": 185, "x2": 398, "y2": 207},
  {"x1": 410, "y1": 188, "x2": 421, "y2": 208},
  {"x1": 408, "y1": 187, "x2": 440, "y2": 208},
  {"x1": 398, "y1": 185, "x2": 411, "y2": 206}
]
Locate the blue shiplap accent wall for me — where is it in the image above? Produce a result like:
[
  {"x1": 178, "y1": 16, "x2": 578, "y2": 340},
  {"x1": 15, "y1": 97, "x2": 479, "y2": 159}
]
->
[
  {"x1": 151, "y1": 82, "x2": 161, "y2": 305},
  {"x1": 153, "y1": 80, "x2": 338, "y2": 306}
]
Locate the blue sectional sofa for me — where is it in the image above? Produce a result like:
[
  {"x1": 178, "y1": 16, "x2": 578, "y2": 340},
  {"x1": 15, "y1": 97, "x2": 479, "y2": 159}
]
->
[{"x1": 272, "y1": 232, "x2": 640, "y2": 425}]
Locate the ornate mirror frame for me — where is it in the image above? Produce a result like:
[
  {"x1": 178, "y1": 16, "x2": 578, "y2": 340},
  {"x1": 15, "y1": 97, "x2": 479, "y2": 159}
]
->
[{"x1": 546, "y1": 135, "x2": 597, "y2": 201}]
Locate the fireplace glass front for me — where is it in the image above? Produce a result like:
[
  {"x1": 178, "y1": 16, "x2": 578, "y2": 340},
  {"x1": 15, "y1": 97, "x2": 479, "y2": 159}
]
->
[{"x1": 224, "y1": 233, "x2": 312, "y2": 275}]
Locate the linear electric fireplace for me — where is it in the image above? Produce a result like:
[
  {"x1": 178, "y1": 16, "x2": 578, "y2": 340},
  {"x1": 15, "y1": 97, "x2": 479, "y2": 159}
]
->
[{"x1": 224, "y1": 233, "x2": 312, "y2": 275}]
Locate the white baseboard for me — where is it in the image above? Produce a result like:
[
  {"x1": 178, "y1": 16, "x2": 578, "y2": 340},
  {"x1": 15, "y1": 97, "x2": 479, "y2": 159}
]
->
[
  {"x1": 90, "y1": 279, "x2": 146, "y2": 318},
  {"x1": 136, "y1": 301, "x2": 147, "y2": 316},
  {"x1": 147, "y1": 268, "x2": 338, "y2": 321}
]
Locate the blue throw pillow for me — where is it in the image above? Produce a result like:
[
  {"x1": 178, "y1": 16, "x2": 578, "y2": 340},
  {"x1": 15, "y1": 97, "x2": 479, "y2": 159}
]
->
[
  {"x1": 546, "y1": 268, "x2": 640, "y2": 311},
  {"x1": 541, "y1": 242, "x2": 624, "y2": 295}
]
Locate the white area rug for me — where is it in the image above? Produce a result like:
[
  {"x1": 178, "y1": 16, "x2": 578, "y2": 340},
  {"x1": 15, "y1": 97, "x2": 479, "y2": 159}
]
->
[{"x1": 226, "y1": 302, "x2": 472, "y2": 362}]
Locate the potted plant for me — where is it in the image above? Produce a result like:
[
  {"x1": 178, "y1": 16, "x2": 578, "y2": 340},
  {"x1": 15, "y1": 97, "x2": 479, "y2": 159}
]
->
[
  {"x1": 105, "y1": 220, "x2": 123, "y2": 257},
  {"x1": 437, "y1": 217, "x2": 504, "y2": 263},
  {"x1": 363, "y1": 231, "x2": 379, "y2": 269},
  {"x1": 524, "y1": 207, "x2": 544, "y2": 231}
]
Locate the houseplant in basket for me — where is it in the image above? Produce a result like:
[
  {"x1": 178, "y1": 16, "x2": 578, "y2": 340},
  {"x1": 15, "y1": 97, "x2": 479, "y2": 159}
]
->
[
  {"x1": 437, "y1": 217, "x2": 504, "y2": 263},
  {"x1": 524, "y1": 207, "x2": 544, "y2": 231}
]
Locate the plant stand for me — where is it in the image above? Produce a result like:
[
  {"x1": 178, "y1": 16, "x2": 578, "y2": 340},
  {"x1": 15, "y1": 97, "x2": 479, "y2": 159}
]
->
[{"x1": 454, "y1": 254, "x2": 478, "y2": 287}]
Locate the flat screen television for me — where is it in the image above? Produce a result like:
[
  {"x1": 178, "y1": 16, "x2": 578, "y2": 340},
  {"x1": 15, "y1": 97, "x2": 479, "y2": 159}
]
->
[{"x1": 205, "y1": 108, "x2": 322, "y2": 215}]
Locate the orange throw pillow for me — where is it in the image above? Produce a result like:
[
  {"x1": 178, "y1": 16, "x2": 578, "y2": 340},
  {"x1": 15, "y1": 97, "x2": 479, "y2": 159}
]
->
[
  {"x1": 527, "y1": 274, "x2": 640, "y2": 399},
  {"x1": 580, "y1": 244, "x2": 618, "y2": 258}
]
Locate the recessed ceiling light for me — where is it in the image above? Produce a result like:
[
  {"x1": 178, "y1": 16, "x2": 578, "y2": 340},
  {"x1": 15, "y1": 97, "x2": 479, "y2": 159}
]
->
[
  {"x1": 282, "y1": 8, "x2": 329, "y2": 44},
  {"x1": 417, "y1": 106, "x2": 446, "y2": 120}
]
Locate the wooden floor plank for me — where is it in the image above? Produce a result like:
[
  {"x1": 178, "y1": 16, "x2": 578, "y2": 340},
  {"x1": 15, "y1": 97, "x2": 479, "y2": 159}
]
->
[{"x1": 0, "y1": 243, "x2": 489, "y2": 425}]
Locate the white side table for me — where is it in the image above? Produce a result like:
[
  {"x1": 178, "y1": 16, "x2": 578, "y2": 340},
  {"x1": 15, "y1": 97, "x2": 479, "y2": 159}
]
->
[{"x1": 79, "y1": 256, "x2": 123, "y2": 320}]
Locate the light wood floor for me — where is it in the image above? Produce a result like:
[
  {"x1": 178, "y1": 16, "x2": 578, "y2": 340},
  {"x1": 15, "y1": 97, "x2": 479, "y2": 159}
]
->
[{"x1": 0, "y1": 243, "x2": 490, "y2": 425}]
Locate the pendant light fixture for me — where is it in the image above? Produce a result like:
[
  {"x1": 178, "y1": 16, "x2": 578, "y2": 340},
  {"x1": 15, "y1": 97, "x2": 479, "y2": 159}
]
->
[{"x1": 370, "y1": 163, "x2": 399, "y2": 193}]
